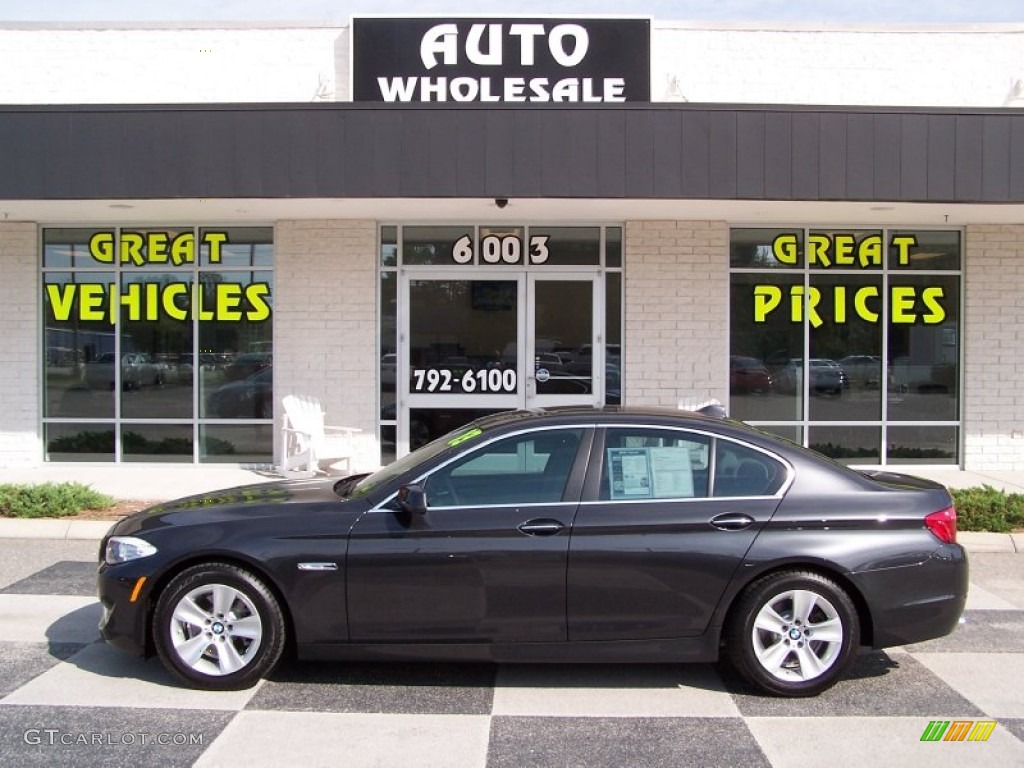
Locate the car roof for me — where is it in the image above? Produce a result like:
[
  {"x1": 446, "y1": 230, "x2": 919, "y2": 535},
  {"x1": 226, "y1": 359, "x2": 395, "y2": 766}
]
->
[{"x1": 469, "y1": 405, "x2": 740, "y2": 433}]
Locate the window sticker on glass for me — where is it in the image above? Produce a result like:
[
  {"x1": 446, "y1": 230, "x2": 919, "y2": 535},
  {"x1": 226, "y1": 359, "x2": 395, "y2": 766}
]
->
[
  {"x1": 607, "y1": 448, "x2": 653, "y2": 499},
  {"x1": 607, "y1": 447, "x2": 694, "y2": 500}
]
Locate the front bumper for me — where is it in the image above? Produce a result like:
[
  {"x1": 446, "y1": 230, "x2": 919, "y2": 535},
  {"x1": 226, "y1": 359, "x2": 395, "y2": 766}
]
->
[{"x1": 97, "y1": 561, "x2": 154, "y2": 657}]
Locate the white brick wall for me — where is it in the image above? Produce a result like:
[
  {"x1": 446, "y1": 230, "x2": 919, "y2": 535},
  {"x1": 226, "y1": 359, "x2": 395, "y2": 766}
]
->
[
  {"x1": 0, "y1": 22, "x2": 1021, "y2": 108},
  {"x1": 274, "y1": 220, "x2": 379, "y2": 471},
  {"x1": 622, "y1": 220, "x2": 729, "y2": 408},
  {"x1": 652, "y1": 25, "x2": 1024, "y2": 108},
  {"x1": 963, "y1": 225, "x2": 1024, "y2": 470},
  {"x1": 0, "y1": 26, "x2": 345, "y2": 104},
  {"x1": 0, "y1": 223, "x2": 41, "y2": 466}
]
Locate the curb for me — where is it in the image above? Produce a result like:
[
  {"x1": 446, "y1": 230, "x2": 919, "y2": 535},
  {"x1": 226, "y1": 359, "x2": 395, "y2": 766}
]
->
[
  {"x1": 0, "y1": 518, "x2": 1018, "y2": 553},
  {"x1": 0, "y1": 519, "x2": 115, "y2": 541}
]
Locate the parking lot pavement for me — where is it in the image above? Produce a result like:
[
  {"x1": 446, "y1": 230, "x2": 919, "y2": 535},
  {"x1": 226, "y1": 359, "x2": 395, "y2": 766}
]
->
[{"x1": 0, "y1": 542, "x2": 1021, "y2": 768}]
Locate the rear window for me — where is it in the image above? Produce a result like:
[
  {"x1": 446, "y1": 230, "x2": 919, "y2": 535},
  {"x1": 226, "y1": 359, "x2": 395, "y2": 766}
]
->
[{"x1": 714, "y1": 441, "x2": 786, "y2": 497}]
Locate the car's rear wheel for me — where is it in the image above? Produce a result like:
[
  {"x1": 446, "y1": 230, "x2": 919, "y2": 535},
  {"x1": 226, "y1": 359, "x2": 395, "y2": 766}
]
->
[
  {"x1": 725, "y1": 570, "x2": 859, "y2": 697},
  {"x1": 153, "y1": 563, "x2": 285, "y2": 690}
]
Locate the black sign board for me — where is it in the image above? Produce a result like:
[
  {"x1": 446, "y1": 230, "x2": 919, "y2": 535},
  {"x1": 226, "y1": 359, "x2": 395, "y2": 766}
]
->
[{"x1": 352, "y1": 17, "x2": 651, "y2": 103}]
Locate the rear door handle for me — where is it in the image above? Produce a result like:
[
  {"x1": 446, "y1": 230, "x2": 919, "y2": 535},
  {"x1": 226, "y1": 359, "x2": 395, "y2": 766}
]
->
[
  {"x1": 709, "y1": 513, "x2": 755, "y2": 531},
  {"x1": 518, "y1": 518, "x2": 565, "y2": 536}
]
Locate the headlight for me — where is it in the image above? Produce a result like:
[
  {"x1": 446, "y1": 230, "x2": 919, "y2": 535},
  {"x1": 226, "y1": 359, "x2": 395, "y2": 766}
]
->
[{"x1": 105, "y1": 536, "x2": 158, "y2": 565}]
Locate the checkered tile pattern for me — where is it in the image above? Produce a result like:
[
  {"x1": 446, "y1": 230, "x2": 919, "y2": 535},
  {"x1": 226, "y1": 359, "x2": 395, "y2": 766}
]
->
[{"x1": 0, "y1": 542, "x2": 1022, "y2": 767}]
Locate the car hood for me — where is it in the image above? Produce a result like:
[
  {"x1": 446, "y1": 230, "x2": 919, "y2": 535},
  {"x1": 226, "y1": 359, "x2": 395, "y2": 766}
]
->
[{"x1": 109, "y1": 478, "x2": 350, "y2": 537}]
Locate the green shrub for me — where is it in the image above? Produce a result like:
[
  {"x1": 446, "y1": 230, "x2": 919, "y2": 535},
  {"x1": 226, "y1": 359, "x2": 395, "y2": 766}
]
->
[
  {"x1": 0, "y1": 482, "x2": 115, "y2": 519},
  {"x1": 951, "y1": 485, "x2": 1024, "y2": 533}
]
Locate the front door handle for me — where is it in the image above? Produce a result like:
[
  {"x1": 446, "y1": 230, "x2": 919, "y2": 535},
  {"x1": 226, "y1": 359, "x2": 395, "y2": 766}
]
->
[
  {"x1": 518, "y1": 518, "x2": 565, "y2": 536},
  {"x1": 709, "y1": 513, "x2": 755, "y2": 531}
]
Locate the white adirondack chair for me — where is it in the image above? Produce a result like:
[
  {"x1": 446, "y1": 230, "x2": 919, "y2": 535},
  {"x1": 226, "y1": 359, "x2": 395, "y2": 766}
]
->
[{"x1": 279, "y1": 394, "x2": 361, "y2": 478}]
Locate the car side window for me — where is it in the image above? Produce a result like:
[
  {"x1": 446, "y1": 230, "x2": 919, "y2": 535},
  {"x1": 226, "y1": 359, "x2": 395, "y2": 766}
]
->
[
  {"x1": 713, "y1": 441, "x2": 785, "y2": 497},
  {"x1": 425, "y1": 428, "x2": 583, "y2": 508},
  {"x1": 600, "y1": 428, "x2": 710, "y2": 501}
]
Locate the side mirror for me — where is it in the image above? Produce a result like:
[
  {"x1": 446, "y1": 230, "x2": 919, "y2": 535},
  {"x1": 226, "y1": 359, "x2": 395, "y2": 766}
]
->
[{"x1": 397, "y1": 483, "x2": 428, "y2": 516}]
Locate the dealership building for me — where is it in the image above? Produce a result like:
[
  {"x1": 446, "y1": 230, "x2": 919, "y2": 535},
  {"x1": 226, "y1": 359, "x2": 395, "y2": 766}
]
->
[{"x1": 1, "y1": 18, "x2": 1023, "y2": 472}]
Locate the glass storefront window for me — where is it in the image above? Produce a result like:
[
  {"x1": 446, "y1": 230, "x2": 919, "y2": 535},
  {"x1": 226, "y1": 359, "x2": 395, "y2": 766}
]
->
[
  {"x1": 887, "y1": 426, "x2": 958, "y2": 464},
  {"x1": 527, "y1": 226, "x2": 601, "y2": 265},
  {"x1": 808, "y1": 273, "x2": 883, "y2": 422},
  {"x1": 888, "y1": 230, "x2": 961, "y2": 271},
  {"x1": 730, "y1": 227, "x2": 961, "y2": 466},
  {"x1": 45, "y1": 424, "x2": 115, "y2": 462},
  {"x1": 380, "y1": 225, "x2": 398, "y2": 267},
  {"x1": 730, "y1": 228, "x2": 803, "y2": 269},
  {"x1": 606, "y1": 227, "x2": 622, "y2": 269},
  {"x1": 41, "y1": 226, "x2": 274, "y2": 464},
  {"x1": 403, "y1": 226, "x2": 473, "y2": 265},
  {"x1": 729, "y1": 273, "x2": 803, "y2": 423},
  {"x1": 887, "y1": 274, "x2": 959, "y2": 423},
  {"x1": 808, "y1": 426, "x2": 882, "y2": 465},
  {"x1": 44, "y1": 270, "x2": 116, "y2": 419}
]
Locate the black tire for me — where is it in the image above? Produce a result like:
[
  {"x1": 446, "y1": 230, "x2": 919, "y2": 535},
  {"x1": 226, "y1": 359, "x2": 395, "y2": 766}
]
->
[
  {"x1": 153, "y1": 562, "x2": 286, "y2": 690},
  {"x1": 725, "y1": 570, "x2": 859, "y2": 697}
]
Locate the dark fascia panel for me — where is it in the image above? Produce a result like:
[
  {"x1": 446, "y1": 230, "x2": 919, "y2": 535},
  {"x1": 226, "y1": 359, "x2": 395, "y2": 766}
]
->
[{"x1": 1, "y1": 102, "x2": 1023, "y2": 203}]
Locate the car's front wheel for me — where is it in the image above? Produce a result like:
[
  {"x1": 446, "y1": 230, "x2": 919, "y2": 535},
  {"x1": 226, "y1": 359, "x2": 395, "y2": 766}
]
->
[
  {"x1": 725, "y1": 570, "x2": 859, "y2": 697},
  {"x1": 153, "y1": 563, "x2": 286, "y2": 690}
]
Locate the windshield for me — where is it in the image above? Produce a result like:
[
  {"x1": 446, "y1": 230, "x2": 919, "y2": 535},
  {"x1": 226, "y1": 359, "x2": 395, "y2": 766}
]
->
[{"x1": 336, "y1": 423, "x2": 490, "y2": 500}]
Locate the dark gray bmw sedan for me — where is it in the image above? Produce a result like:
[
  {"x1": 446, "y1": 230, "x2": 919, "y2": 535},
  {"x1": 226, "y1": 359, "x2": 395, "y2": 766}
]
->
[{"x1": 98, "y1": 407, "x2": 967, "y2": 697}]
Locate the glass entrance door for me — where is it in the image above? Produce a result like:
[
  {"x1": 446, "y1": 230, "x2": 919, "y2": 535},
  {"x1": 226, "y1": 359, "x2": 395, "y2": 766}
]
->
[
  {"x1": 527, "y1": 275, "x2": 600, "y2": 409},
  {"x1": 399, "y1": 273, "x2": 600, "y2": 455}
]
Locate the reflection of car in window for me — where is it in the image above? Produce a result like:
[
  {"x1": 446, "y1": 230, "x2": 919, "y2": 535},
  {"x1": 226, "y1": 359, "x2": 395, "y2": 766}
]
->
[
  {"x1": 206, "y1": 367, "x2": 273, "y2": 418},
  {"x1": 224, "y1": 352, "x2": 272, "y2": 381},
  {"x1": 85, "y1": 352, "x2": 164, "y2": 390},
  {"x1": 777, "y1": 358, "x2": 847, "y2": 396},
  {"x1": 729, "y1": 356, "x2": 773, "y2": 394},
  {"x1": 837, "y1": 355, "x2": 882, "y2": 389}
]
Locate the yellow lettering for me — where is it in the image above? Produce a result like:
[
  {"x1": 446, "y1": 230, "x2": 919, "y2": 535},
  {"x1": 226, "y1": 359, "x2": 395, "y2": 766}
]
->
[
  {"x1": 171, "y1": 232, "x2": 195, "y2": 266},
  {"x1": 854, "y1": 286, "x2": 880, "y2": 322},
  {"x1": 195, "y1": 284, "x2": 215, "y2": 321},
  {"x1": 217, "y1": 284, "x2": 243, "y2": 321},
  {"x1": 834, "y1": 235, "x2": 855, "y2": 266},
  {"x1": 860, "y1": 235, "x2": 883, "y2": 267},
  {"x1": 119, "y1": 283, "x2": 142, "y2": 321},
  {"x1": 120, "y1": 233, "x2": 145, "y2": 266},
  {"x1": 246, "y1": 283, "x2": 272, "y2": 321},
  {"x1": 834, "y1": 285, "x2": 847, "y2": 323},
  {"x1": 891, "y1": 234, "x2": 917, "y2": 266},
  {"x1": 806, "y1": 286, "x2": 823, "y2": 328},
  {"x1": 790, "y1": 285, "x2": 805, "y2": 322},
  {"x1": 204, "y1": 232, "x2": 228, "y2": 263},
  {"x1": 922, "y1": 286, "x2": 946, "y2": 324},
  {"x1": 89, "y1": 232, "x2": 115, "y2": 264},
  {"x1": 145, "y1": 283, "x2": 160, "y2": 321},
  {"x1": 753, "y1": 285, "x2": 782, "y2": 322},
  {"x1": 79, "y1": 284, "x2": 107, "y2": 321},
  {"x1": 46, "y1": 284, "x2": 76, "y2": 321},
  {"x1": 162, "y1": 284, "x2": 189, "y2": 321},
  {"x1": 891, "y1": 286, "x2": 917, "y2": 323},
  {"x1": 807, "y1": 234, "x2": 831, "y2": 268},
  {"x1": 147, "y1": 232, "x2": 169, "y2": 263},
  {"x1": 771, "y1": 234, "x2": 800, "y2": 266}
]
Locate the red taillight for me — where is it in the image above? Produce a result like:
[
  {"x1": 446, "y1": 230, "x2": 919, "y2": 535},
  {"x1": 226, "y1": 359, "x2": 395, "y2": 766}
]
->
[{"x1": 925, "y1": 506, "x2": 957, "y2": 544}]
